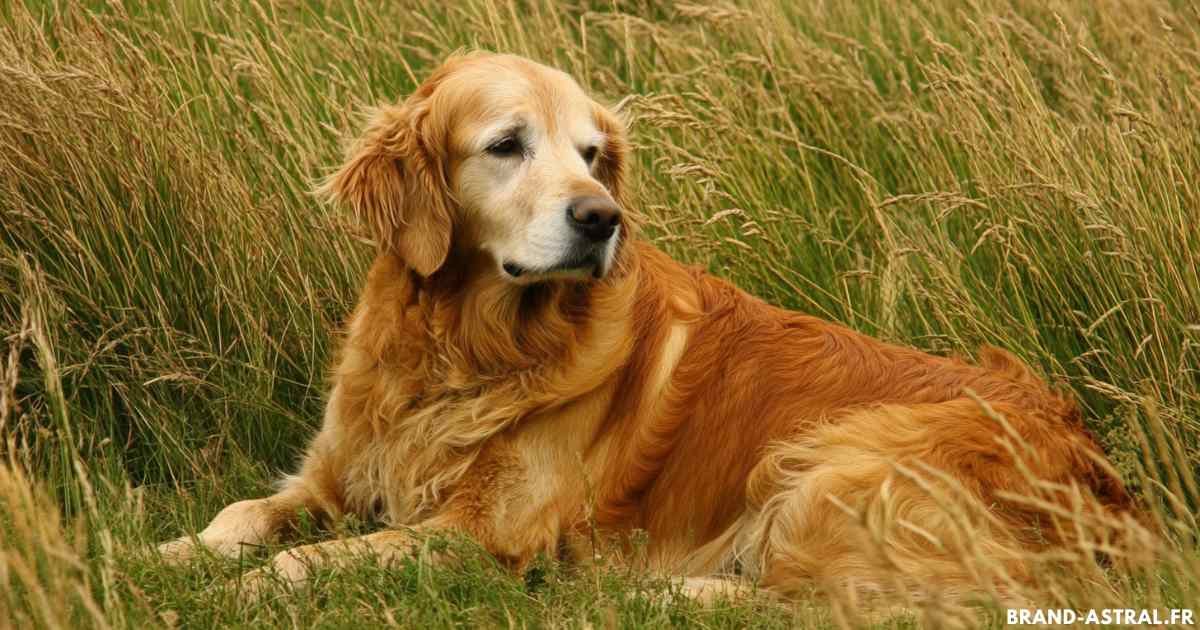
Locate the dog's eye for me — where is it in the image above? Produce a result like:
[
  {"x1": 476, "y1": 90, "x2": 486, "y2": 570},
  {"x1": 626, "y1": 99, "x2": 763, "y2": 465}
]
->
[
  {"x1": 487, "y1": 136, "x2": 523, "y2": 157},
  {"x1": 581, "y1": 146, "x2": 598, "y2": 165}
]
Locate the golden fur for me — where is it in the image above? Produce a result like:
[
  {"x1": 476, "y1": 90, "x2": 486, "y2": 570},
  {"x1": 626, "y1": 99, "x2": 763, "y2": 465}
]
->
[{"x1": 160, "y1": 52, "x2": 1137, "y2": 602}]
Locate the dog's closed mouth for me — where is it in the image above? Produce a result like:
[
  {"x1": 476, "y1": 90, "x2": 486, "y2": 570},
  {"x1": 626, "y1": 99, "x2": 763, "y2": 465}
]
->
[{"x1": 502, "y1": 256, "x2": 603, "y2": 280}]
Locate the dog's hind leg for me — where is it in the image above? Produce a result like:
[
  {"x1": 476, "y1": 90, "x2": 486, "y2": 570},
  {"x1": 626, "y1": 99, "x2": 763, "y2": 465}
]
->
[{"x1": 732, "y1": 400, "x2": 1079, "y2": 604}]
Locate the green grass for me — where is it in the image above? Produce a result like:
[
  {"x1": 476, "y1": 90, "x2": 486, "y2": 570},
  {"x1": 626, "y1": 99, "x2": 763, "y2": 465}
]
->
[{"x1": 1, "y1": 0, "x2": 1198, "y2": 627}]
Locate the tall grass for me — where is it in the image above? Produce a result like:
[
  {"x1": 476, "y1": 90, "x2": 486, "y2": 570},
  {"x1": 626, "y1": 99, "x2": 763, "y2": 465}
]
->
[{"x1": 1, "y1": 0, "x2": 1197, "y2": 627}]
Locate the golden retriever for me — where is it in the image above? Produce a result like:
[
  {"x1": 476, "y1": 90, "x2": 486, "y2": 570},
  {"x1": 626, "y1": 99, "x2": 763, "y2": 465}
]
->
[{"x1": 160, "y1": 52, "x2": 1137, "y2": 603}]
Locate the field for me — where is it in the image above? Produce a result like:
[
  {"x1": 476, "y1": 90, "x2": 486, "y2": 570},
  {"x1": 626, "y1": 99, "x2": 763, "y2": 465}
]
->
[{"x1": 2, "y1": 0, "x2": 1199, "y2": 627}]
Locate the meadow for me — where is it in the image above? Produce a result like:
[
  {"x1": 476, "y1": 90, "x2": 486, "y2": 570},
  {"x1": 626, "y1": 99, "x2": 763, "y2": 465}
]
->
[{"x1": 1, "y1": 0, "x2": 1198, "y2": 627}]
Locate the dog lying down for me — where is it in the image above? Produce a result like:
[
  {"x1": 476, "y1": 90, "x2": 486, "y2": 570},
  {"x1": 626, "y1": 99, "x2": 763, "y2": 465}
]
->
[{"x1": 160, "y1": 52, "x2": 1139, "y2": 603}]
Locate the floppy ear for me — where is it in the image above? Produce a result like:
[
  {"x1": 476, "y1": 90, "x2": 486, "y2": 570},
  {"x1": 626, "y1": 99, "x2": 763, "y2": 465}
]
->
[
  {"x1": 592, "y1": 104, "x2": 630, "y2": 209},
  {"x1": 318, "y1": 102, "x2": 453, "y2": 277}
]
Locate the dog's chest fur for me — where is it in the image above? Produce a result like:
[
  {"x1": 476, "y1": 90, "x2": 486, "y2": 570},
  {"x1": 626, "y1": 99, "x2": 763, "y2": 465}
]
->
[
  {"x1": 322, "y1": 353, "x2": 622, "y2": 566},
  {"x1": 318, "y1": 256, "x2": 638, "y2": 541}
]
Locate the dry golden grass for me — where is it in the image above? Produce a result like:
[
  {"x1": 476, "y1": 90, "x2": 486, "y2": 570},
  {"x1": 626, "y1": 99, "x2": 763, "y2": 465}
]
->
[{"x1": 1, "y1": 0, "x2": 1198, "y2": 627}]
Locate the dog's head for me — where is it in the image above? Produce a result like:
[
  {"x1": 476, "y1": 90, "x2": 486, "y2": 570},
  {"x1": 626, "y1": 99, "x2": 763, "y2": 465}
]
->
[{"x1": 319, "y1": 52, "x2": 629, "y2": 283}]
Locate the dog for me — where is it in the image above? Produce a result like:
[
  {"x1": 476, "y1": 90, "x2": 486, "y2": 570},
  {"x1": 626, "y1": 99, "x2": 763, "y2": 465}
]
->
[{"x1": 160, "y1": 52, "x2": 1137, "y2": 603}]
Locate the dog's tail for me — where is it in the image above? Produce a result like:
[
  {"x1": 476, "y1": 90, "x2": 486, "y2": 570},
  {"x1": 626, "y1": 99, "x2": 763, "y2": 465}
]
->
[{"x1": 730, "y1": 395, "x2": 1143, "y2": 604}]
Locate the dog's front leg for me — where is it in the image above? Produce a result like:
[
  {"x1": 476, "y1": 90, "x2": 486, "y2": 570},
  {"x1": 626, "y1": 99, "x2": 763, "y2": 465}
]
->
[
  {"x1": 159, "y1": 386, "x2": 353, "y2": 563},
  {"x1": 232, "y1": 526, "x2": 441, "y2": 598},
  {"x1": 157, "y1": 483, "x2": 329, "y2": 563}
]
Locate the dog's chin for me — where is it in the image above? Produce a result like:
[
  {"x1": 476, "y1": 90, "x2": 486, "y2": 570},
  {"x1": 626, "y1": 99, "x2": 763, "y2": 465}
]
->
[{"x1": 500, "y1": 257, "x2": 607, "y2": 285}]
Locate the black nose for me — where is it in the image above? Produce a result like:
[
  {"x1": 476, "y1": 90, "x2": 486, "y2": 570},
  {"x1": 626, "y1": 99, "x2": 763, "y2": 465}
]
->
[{"x1": 567, "y1": 196, "x2": 622, "y2": 243}]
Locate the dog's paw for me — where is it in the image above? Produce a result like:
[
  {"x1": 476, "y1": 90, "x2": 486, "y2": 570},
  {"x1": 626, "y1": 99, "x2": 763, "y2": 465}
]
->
[
  {"x1": 229, "y1": 548, "x2": 314, "y2": 602},
  {"x1": 156, "y1": 532, "x2": 264, "y2": 564},
  {"x1": 675, "y1": 576, "x2": 755, "y2": 607},
  {"x1": 156, "y1": 536, "x2": 201, "y2": 563},
  {"x1": 229, "y1": 566, "x2": 284, "y2": 602}
]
